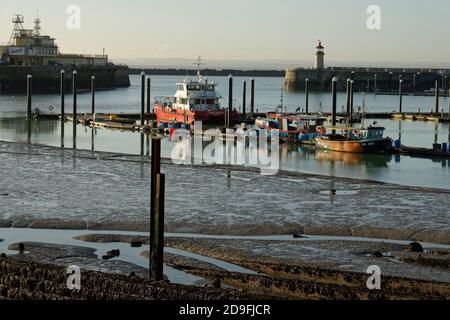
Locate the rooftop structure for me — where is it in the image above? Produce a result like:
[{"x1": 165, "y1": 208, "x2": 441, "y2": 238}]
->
[{"x1": 0, "y1": 14, "x2": 107, "y2": 67}]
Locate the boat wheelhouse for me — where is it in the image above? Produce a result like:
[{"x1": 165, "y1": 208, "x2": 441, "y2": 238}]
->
[{"x1": 255, "y1": 112, "x2": 326, "y2": 143}]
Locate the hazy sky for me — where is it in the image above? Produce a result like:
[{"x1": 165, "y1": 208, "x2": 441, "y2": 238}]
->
[{"x1": 1, "y1": 0, "x2": 450, "y2": 65}]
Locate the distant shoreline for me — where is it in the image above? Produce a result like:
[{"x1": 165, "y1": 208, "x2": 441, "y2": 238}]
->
[{"x1": 129, "y1": 68, "x2": 285, "y2": 78}]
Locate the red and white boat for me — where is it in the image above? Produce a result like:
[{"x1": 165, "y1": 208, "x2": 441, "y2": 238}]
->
[{"x1": 154, "y1": 70, "x2": 239, "y2": 126}]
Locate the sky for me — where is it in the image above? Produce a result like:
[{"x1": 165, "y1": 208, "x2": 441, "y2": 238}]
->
[{"x1": 1, "y1": 0, "x2": 450, "y2": 68}]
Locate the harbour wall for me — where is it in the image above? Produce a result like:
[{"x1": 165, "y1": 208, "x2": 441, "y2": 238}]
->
[
  {"x1": 0, "y1": 64, "x2": 130, "y2": 94},
  {"x1": 285, "y1": 67, "x2": 450, "y2": 94}
]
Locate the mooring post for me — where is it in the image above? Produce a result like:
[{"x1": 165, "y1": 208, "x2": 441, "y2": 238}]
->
[
  {"x1": 448, "y1": 83, "x2": 450, "y2": 120},
  {"x1": 26, "y1": 74, "x2": 32, "y2": 118},
  {"x1": 151, "y1": 172, "x2": 165, "y2": 281},
  {"x1": 150, "y1": 138, "x2": 161, "y2": 280},
  {"x1": 399, "y1": 79, "x2": 403, "y2": 114},
  {"x1": 250, "y1": 78, "x2": 255, "y2": 115},
  {"x1": 72, "y1": 70, "x2": 77, "y2": 149},
  {"x1": 332, "y1": 77, "x2": 337, "y2": 133},
  {"x1": 374, "y1": 74, "x2": 377, "y2": 95},
  {"x1": 91, "y1": 76, "x2": 96, "y2": 116},
  {"x1": 305, "y1": 78, "x2": 309, "y2": 114},
  {"x1": 146, "y1": 77, "x2": 151, "y2": 118},
  {"x1": 141, "y1": 72, "x2": 145, "y2": 126},
  {"x1": 140, "y1": 133, "x2": 145, "y2": 156},
  {"x1": 445, "y1": 76, "x2": 448, "y2": 98},
  {"x1": 228, "y1": 75, "x2": 233, "y2": 127},
  {"x1": 242, "y1": 80, "x2": 247, "y2": 117},
  {"x1": 435, "y1": 80, "x2": 440, "y2": 114},
  {"x1": 346, "y1": 79, "x2": 350, "y2": 115},
  {"x1": 350, "y1": 80, "x2": 354, "y2": 116},
  {"x1": 61, "y1": 70, "x2": 65, "y2": 148},
  {"x1": 26, "y1": 74, "x2": 32, "y2": 143}
]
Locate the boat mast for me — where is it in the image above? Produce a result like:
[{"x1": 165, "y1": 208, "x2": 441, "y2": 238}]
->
[
  {"x1": 193, "y1": 56, "x2": 205, "y2": 80},
  {"x1": 8, "y1": 14, "x2": 25, "y2": 46}
]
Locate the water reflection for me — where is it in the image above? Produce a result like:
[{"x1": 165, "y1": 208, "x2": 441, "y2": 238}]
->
[
  {"x1": 314, "y1": 150, "x2": 389, "y2": 168},
  {"x1": 0, "y1": 117, "x2": 448, "y2": 189}
]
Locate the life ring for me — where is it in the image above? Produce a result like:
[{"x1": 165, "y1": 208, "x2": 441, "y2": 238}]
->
[{"x1": 48, "y1": 105, "x2": 54, "y2": 111}]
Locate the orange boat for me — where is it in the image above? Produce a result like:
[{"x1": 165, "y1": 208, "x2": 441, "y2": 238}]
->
[
  {"x1": 154, "y1": 71, "x2": 239, "y2": 126},
  {"x1": 315, "y1": 125, "x2": 392, "y2": 153}
]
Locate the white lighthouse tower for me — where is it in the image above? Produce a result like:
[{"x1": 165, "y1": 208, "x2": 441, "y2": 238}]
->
[{"x1": 314, "y1": 40, "x2": 325, "y2": 70}]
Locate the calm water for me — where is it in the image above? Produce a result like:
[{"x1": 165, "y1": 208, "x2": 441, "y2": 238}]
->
[{"x1": 0, "y1": 75, "x2": 449, "y2": 189}]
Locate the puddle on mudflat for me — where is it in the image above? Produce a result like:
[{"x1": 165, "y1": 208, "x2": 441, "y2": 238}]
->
[{"x1": 319, "y1": 190, "x2": 359, "y2": 196}]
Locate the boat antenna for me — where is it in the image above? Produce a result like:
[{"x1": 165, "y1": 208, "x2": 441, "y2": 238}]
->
[
  {"x1": 361, "y1": 92, "x2": 366, "y2": 128},
  {"x1": 193, "y1": 56, "x2": 205, "y2": 79},
  {"x1": 34, "y1": 11, "x2": 41, "y2": 37},
  {"x1": 276, "y1": 87, "x2": 285, "y2": 113}
]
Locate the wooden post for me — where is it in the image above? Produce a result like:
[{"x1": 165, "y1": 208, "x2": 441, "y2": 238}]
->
[
  {"x1": 147, "y1": 77, "x2": 151, "y2": 117},
  {"x1": 399, "y1": 79, "x2": 403, "y2": 114},
  {"x1": 141, "y1": 72, "x2": 146, "y2": 126},
  {"x1": 374, "y1": 74, "x2": 377, "y2": 95},
  {"x1": 72, "y1": 70, "x2": 77, "y2": 149},
  {"x1": 242, "y1": 80, "x2": 246, "y2": 117},
  {"x1": 448, "y1": 83, "x2": 450, "y2": 120},
  {"x1": 435, "y1": 80, "x2": 440, "y2": 114},
  {"x1": 27, "y1": 75, "x2": 32, "y2": 118},
  {"x1": 305, "y1": 78, "x2": 309, "y2": 114},
  {"x1": 346, "y1": 79, "x2": 350, "y2": 115},
  {"x1": 350, "y1": 80, "x2": 354, "y2": 115},
  {"x1": 228, "y1": 75, "x2": 233, "y2": 127},
  {"x1": 149, "y1": 138, "x2": 161, "y2": 280},
  {"x1": 91, "y1": 76, "x2": 95, "y2": 115},
  {"x1": 61, "y1": 70, "x2": 65, "y2": 148},
  {"x1": 332, "y1": 77, "x2": 337, "y2": 132},
  {"x1": 445, "y1": 76, "x2": 448, "y2": 98},
  {"x1": 250, "y1": 78, "x2": 255, "y2": 115},
  {"x1": 140, "y1": 133, "x2": 144, "y2": 156},
  {"x1": 151, "y1": 173, "x2": 165, "y2": 281}
]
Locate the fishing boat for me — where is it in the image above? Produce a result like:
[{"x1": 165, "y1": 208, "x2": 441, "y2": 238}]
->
[
  {"x1": 315, "y1": 123, "x2": 392, "y2": 153},
  {"x1": 154, "y1": 61, "x2": 239, "y2": 126},
  {"x1": 255, "y1": 112, "x2": 326, "y2": 143}
]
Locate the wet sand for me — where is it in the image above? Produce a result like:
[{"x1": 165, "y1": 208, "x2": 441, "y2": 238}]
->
[
  {"x1": 0, "y1": 141, "x2": 449, "y2": 244},
  {"x1": 1, "y1": 141, "x2": 450, "y2": 299}
]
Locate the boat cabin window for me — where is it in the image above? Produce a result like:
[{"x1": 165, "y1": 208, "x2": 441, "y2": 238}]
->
[
  {"x1": 177, "y1": 85, "x2": 184, "y2": 90},
  {"x1": 187, "y1": 85, "x2": 215, "y2": 91},
  {"x1": 362, "y1": 129, "x2": 384, "y2": 139}
]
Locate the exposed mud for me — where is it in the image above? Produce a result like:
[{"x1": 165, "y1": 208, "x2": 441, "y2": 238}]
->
[{"x1": 0, "y1": 141, "x2": 449, "y2": 244}]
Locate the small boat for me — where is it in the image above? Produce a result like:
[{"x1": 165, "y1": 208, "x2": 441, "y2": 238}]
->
[
  {"x1": 31, "y1": 106, "x2": 59, "y2": 120},
  {"x1": 256, "y1": 112, "x2": 326, "y2": 143},
  {"x1": 315, "y1": 123, "x2": 392, "y2": 153}
]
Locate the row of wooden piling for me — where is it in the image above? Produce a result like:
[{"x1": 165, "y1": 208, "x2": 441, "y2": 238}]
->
[{"x1": 27, "y1": 71, "x2": 165, "y2": 281}]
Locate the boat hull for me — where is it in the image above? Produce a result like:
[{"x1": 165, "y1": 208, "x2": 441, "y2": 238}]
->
[
  {"x1": 315, "y1": 138, "x2": 391, "y2": 153},
  {"x1": 154, "y1": 104, "x2": 239, "y2": 125}
]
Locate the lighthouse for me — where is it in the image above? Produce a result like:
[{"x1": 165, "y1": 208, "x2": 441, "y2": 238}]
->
[{"x1": 314, "y1": 41, "x2": 325, "y2": 70}]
